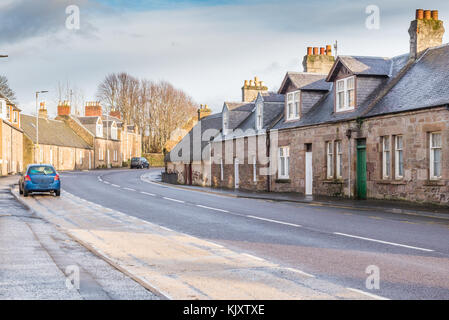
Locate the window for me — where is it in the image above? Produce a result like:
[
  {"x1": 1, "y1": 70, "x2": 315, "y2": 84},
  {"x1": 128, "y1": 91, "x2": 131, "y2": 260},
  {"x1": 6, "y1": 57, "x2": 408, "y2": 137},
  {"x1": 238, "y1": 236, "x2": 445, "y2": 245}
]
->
[
  {"x1": 278, "y1": 147, "x2": 290, "y2": 179},
  {"x1": 13, "y1": 111, "x2": 18, "y2": 123},
  {"x1": 96, "y1": 119, "x2": 103, "y2": 138},
  {"x1": 395, "y1": 136, "x2": 403, "y2": 179},
  {"x1": 6, "y1": 106, "x2": 10, "y2": 119},
  {"x1": 430, "y1": 132, "x2": 442, "y2": 180},
  {"x1": 326, "y1": 142, "x2": 334, "y2": 178},
  {"x1": 114, "y1": 150, "x2": 118, "y2": 162},
  {"x1": 99, "y1": 147, "x2": 104, "y2": 161},
  {"x1": 79, "y1": 151, "x2": 84, "y2": 165},
  {"x1": 336, "y1": 76, "x2": 355, "y2": 112},
  {"x1": 252, "y1": 156, "x2": 257, "y2": 182},
  {"x1": 111, "y1": 124, "x2": 118, "y2": 140},
  {"x1": 39, "y1": 148, "x2": 43, "y2": 163},
  {"x1": 382, "y1": 136, "x2": 391, "y2": 179},
  {"x1": 286, "y1": 91, "x2": 300, "y2": 120},
  {"x1": 336, "y1": 141, "x2": 342, "y2": 178},
  {"x1": 256, "y1": 102, "x2": 263, "y2": 130}
]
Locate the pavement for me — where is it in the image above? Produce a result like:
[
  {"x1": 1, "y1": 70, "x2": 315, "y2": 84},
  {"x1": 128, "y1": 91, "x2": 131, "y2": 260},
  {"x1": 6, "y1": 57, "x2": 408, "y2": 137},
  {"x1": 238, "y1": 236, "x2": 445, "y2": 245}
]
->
[
  {"x1": 148, "y1": 171, "x2": 449, "y2": 219},
  {"x1": 0, "y1": 176, "x2": 159, "y2": 300}
]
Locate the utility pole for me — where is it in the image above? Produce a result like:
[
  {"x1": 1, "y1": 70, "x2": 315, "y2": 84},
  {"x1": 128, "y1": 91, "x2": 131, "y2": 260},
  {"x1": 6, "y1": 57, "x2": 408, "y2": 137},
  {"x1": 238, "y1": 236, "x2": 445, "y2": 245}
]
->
[{"x1": 35, "y1": 90, "x2": 48, "y2": 163}]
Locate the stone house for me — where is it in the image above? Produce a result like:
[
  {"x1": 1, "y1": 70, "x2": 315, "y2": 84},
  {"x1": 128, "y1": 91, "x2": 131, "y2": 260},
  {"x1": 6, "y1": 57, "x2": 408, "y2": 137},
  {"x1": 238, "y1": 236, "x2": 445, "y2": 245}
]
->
[
  {"x1": 0, "y1": 93, "x2": 23, "y2": 175},
  {"x1": 21, "y1": 105, "x2": 93, "y2": 171},
  {"x1": 209, "y1": 9, "x2": 449, "y2": 206}
]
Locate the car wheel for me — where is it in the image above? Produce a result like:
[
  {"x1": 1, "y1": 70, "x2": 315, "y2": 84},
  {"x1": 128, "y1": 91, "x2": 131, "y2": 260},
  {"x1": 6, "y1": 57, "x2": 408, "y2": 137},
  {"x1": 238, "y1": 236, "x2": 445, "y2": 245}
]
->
[
  {"x1": 19, "y1": 186, "x2": 23, "y2": 195},
  {"x1": 23, "y1": 189, "x2": 29, "y2": 197},
  {"x1": 55, "y1": 190, "x2": 61, "y2": 197}
]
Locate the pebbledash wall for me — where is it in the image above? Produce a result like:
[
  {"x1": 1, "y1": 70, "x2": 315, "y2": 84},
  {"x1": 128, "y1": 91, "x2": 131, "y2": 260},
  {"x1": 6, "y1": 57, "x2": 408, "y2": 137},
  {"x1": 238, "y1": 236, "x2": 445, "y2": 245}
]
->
[{"x1": 211, "y1": 107, "x2": 449, "y2": 205}]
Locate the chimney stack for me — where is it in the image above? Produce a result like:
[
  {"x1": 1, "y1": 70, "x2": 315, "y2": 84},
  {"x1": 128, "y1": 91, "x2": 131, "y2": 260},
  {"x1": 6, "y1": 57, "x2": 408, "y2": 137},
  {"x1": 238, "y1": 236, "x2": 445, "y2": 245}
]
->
[
  {"x1": 57, "y1": 100, "x2": 71, "y2": 117},
  {"x1": 241, "y1": 76, "x2": 268, "y2": 102},
  {"x1": 302, "y1": 44, "x2": 335, "y2": 74},
  {"x1": 85, "y1": 101, "x2": 102, "y2": 117},
  {"x1": 38, "y1": 101, "x2": 48, "y2": 119},
  {"x1": 198, "y1": 103, "x2": 211, "y2": 121},
  {"x1": 409, "y1": 8, "x2": 445, "y2": 60},
  {"x1": 109, "y1": 109, "x2": 121, "y2": 119}
]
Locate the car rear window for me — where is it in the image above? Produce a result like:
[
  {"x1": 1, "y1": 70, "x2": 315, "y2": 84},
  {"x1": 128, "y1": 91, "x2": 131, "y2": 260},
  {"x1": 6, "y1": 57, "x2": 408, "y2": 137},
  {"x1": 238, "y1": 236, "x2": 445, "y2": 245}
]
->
[
  {"x1": 132, "y1": 158, "x2": 140, "y2": 161},
  {"x1": 28, "y1": 166, "x2": 56, "y2": 175}
]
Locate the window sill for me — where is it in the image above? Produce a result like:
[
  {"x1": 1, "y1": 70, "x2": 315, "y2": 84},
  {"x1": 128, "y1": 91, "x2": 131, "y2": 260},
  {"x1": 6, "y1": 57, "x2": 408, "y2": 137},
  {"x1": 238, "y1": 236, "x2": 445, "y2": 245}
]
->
[
  {"x1": 375, "y1": 180, "x2": 406, "y2": 185},
  {"x1": 275, "y1": 179, "x2": 291, "y2": 184},
  {"x1": 424, "y1": 180, "x2": 445, "y2": 186},
  {"x1": 323, "y1": 179, "x2": 344, "y2": 184},
  {"x1": 285, "y1": 117, "x2": 300, "y2": 122}
]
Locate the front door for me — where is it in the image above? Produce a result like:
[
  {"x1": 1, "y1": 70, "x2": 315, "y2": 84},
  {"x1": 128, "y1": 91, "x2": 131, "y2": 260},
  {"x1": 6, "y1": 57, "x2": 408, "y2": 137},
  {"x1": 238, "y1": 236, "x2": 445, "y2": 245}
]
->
[
  {"x1": 305, "y1": 146, "x2": 313, "y2": 195},
  {"x1": 234, "y1": 159, "x2": 239, "y2": 189},
  {"x1": 356, "y1": 139, "x2": 367, "y2": 199}
]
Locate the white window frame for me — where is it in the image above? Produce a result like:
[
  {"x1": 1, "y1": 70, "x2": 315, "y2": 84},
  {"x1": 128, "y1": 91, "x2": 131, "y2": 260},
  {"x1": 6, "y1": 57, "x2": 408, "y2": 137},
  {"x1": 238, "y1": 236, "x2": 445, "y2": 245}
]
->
[
  {"x1": 286, "y1": 91, "x2": 300, "y2": 120},
  {"x1": 395, "y1": 135, "x2": 404, "y2": 179},
  {"x1": 111, "y1": 123, "x2": 118, "y2": 140},
  {"x1": 430, "y1": 132, "x2": 442, "y2": 180},
  {"x1": 336, "y1": 141, "x2": 342, "y2": 179},
  {"x1": 6, "y1": 105, "x2": 10, "y2": 119},
  {"x1": 278, "y1": 147, "x2": 290, "y2": 179},
  {"x1": 96, "y1": 119, "x2": 103, "y2": 138},
  {"x1": 99, "y1": 147, "x2": 104, "y2": 161},
  {"x1": 79, "y1": 150, "x2": 84, "y2": 165},
  {"x1": 326, "y1": 141, "x2": 334, "y2": 179},
  {"x1": 13, "y1": 111, "x2": 18, "y2": 123},
  {"x1": 382, "y1": 136, "x2": 391, "y2": 179},
  {"x1": 256, "y1": 102, "x2": 263, "y2": 130},
  {"x1": 336, "y1": 76, "x2": 355, "y2": 112},
  {"x1": 252, "y1": 156, "x2": 257, "y2": 182}
]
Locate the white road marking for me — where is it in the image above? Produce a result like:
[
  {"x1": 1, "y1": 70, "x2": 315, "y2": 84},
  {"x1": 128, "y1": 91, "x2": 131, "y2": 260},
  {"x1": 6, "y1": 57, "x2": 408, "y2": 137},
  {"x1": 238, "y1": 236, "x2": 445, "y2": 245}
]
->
[
  {"x1": 140, "y1": 191, "x2": 155, "y2": 196},
  {"x1": 208, "y1": 242, "x2": 224, "y2": 249},
  {"x1": 163, "y1": 197, "x2": 185, "y2": 204},
  {"x1": 334, "y1": 232, "x2": 434, "y2": 252},
  {"x1": 284, "y1": 267, "x2": 315, "y2": 278},
  {"x1": 103, "y1": 181, "x2": 110, "y2": 184},
  {"x1": 123, "y1": 187, "x2": 136, "y2": 192},
  {"x1": 196, "y1": 205, "x2": 229, "y2": 213},
  {"x1": 98, "y1": 177, "x2": 102, "y2": 182},
  {"x1": 160, "y1": 226, "x2": 173, "y2": 232},
  {"x1": 111, "y1": 184, "x2": 120, "y2": 188},
  {"x1": 346, "y1": 288, "x2": 389, "y2": 300},
  {"x1": 242, "y1": 253, "x2": 265, "y2": 262},
  {"x1": 247, "y1": 215, "x2": 302, "y2": 228}
]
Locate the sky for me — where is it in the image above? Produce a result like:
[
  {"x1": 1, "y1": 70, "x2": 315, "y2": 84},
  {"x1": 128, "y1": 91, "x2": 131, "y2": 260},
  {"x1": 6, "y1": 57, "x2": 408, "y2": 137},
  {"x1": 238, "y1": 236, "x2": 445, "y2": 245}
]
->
[{"x1": 1, "y1": 0, "x2": 449, "y2": 116}]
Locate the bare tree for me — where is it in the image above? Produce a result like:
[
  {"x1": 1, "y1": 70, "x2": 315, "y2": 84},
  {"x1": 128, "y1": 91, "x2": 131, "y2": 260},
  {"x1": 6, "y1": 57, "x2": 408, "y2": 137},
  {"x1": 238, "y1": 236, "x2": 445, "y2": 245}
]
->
[
  {"x1": 97, "y1": 73, "x2": 197, "y2": 153},
  {"x1": 0, "y1": 75, "x2": 17, "y2": 102}
]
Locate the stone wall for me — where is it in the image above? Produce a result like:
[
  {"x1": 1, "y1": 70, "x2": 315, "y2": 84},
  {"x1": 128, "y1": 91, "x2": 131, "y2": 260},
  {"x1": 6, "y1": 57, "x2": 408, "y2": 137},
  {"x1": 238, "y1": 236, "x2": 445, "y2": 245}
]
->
[{"x1": 0, "y1": 120, "x2": 23, "y2": 175}]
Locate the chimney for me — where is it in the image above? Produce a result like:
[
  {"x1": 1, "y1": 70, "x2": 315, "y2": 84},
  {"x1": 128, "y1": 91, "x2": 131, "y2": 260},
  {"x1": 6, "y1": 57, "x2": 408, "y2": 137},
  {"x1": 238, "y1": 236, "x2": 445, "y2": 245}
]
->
[
  {"x1": 241, "y1": 76, "x2": 268, "y2": 102},
  {"x1": 38, "y1": 101, "x2": 48, "y2": 119},
  {"x1": 85, "y1": 101, "x2": 102, "y2": 117},
  {"x1": 302, "y1": 44, "x2": 335, "y2": 74},
  {"x1": 197, "y1": 104, "x2": 212, "y2": 121},
  {"x1": 409, "y1": 8, "x2": 445, "y2": 60},
  {"x1": 57, "y1": 100, "x2": 71, "y2": 117},
  {"x1": 110, "y1": 109, "x2": 121, "y2": 119}
]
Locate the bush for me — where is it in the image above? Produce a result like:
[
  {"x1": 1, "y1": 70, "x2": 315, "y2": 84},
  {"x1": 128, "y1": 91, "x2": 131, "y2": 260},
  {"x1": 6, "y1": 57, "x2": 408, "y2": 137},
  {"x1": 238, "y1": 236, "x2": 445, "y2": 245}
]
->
[{"x1": 143, "y1": 153, "x2": 165, "y2": 167}]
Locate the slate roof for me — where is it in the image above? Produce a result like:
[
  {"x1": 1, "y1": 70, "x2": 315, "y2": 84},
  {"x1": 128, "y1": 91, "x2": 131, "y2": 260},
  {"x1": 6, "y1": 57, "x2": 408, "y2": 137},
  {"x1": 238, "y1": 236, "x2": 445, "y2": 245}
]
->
[
  {"x1": 337, "y1": 56, "x2": 392, "y2": 76},
  {"x1": 279, "y1": 72, "x2": 328, "y2": 94},
  {"x1": 300, "y1": 78, "x2": 332, "y2": 91},
  {"x1": 167, "y1": 113, "x2": 223, "y2": 162},
  {"x1": 20, "y1": 114, "x2": 92, "y2": 149}
]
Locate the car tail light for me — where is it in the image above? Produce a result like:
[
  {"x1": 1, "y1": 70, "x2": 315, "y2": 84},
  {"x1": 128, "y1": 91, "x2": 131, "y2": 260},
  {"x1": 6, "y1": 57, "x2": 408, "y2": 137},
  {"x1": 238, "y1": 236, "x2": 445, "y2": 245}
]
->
[
  {"x1": 24, "y1": 175, "x2": 31, "y2": 182},
  {"x1": 54, "y1": 175, "x2": 60, "y2": 181}
]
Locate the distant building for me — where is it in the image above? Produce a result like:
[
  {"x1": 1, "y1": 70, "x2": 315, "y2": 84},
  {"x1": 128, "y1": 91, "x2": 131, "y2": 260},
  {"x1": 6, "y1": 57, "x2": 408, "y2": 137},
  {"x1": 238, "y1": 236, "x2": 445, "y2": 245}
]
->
[{"x1": 0, "y1": 92, "x2": 23, "y2": 175}]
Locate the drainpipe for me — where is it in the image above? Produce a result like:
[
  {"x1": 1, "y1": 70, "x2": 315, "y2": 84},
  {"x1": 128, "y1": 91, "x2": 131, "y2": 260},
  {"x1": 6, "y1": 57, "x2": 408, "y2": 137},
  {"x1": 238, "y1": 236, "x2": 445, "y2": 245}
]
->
[
  {"x1": 346, "y1": 129, "x2": 352, "y2": 198},
  {"x1": 266, "y1": 130, "x2": 271, "y2": 192}
]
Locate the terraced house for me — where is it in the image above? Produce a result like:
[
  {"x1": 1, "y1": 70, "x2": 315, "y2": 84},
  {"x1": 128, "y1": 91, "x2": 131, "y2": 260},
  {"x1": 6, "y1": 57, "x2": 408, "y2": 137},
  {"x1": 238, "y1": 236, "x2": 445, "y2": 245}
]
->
[
  {"x1": 0, "y1": 92, "x2": 23, "y2": 175},
  {"x1": 205, "y1": 9, "x2": 449, "y2": 205}
]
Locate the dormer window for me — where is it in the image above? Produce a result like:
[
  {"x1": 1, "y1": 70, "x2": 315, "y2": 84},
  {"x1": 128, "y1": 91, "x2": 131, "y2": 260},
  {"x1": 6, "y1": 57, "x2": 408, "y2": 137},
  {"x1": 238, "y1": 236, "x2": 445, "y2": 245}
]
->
[
  {"x1": 222, "y1": 110, "x2": 229, "y2": 135},
  {"x1": 96, "y1": 118, "x2": 103, "y2": 138},
  {"x1": 256, "y1": 102, "x2": 263, "y2": 130},
  {"x1": 336, "y1": 76, "x2": 355, "y2": 112},
  {"x1": 111, "y1": 123, "x2": 118, "y2": 140},
  {"x1": 286, "y1": 91, "x2": 300, "y2": 120}
]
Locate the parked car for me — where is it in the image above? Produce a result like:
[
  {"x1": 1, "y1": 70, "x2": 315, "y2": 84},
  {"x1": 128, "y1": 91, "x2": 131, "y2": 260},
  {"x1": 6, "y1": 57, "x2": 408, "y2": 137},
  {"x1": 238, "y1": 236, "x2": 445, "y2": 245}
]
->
[
  {"x1": 130, "y1": 157, "x2": 150, "y2": 169},
  {"x1": 19, "y1": 164, "x2": 61, "y2": 197}
]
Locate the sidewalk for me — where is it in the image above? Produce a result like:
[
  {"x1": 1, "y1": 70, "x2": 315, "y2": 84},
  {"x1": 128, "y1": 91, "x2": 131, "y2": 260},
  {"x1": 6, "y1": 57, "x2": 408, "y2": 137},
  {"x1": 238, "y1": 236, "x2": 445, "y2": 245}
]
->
[{"x1": 146, "y1": 172, "x2": 449, "y2": 219}]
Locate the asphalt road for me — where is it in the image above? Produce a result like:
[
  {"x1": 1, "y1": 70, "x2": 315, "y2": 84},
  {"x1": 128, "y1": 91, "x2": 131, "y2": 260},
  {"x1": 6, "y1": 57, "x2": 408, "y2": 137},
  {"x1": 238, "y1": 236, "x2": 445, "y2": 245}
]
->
[{"x1": 60, "y1": 168, "x2": 449, "y2": 300}]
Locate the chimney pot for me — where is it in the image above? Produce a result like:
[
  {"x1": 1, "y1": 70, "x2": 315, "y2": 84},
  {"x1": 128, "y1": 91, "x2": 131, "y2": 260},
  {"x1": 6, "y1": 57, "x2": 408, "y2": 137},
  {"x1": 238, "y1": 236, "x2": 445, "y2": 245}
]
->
[
  {"x1": 320, "y1": 47, "x2": 325, "y2": 55},
  {"x1": 313, "y1": 47, "x2": 319, "y2": 55},
  {"x1": 424, "y1": 10, "x2": 431, "y2": 20},
  {"x1": 244, "y1": 80, "x2": 249, "y2": 87},
  {"x1": 432, "y1": 10, "x2": 439, "y2": 20},
  {"x1": 326, "y1": 45, "x2": 332, "y2": 56},
  {"x1": 307, "y1": 47, "x2": 313, "y2": 55},
  {"x1": 416, "y1": 9, "x2": 424, "y2": 20},
  {"x1": 250, "y1": 80, "x2": 254, "y2": 86}
]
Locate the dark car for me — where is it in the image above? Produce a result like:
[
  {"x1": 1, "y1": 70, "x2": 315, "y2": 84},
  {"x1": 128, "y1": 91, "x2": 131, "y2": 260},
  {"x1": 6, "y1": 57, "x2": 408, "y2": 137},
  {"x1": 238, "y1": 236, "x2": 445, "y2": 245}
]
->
[
  {"x1": 130, "y1": 157, "x2": 150, "y2": 169},
  {"x1": 19, "y1": 164, "x2": 61, "y2": 197}
]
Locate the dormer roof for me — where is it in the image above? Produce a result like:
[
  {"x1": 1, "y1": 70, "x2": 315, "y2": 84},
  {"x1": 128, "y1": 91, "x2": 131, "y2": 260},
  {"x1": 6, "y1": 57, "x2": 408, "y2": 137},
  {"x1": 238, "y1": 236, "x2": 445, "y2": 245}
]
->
[
  {"x1": 278, "y1": 72, "x2": 328, "y2": 94},
  {"x1": 326, "y1": 56, "x2": 393, "y2": 82}
]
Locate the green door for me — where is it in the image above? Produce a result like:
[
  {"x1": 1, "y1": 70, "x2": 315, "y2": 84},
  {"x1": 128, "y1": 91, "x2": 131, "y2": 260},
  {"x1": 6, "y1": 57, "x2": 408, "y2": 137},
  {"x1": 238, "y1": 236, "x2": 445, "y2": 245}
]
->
[{"x1": 356, "y1": 139, "x2": 367, "y2": 199}]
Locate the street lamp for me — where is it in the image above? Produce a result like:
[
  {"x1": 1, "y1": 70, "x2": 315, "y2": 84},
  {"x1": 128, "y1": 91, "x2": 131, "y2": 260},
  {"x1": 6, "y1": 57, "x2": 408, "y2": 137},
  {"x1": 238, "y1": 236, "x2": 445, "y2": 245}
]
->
[{"x1": 35, "y1": 90, "x2": 48, "y2": 163}]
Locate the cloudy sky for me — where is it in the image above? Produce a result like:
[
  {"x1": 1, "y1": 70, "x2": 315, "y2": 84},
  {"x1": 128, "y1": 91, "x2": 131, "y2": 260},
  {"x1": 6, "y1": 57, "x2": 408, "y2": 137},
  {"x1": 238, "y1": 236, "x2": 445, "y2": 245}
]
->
[{"x1": 1, "y1": 0, "x2": 448, "y2": 116}]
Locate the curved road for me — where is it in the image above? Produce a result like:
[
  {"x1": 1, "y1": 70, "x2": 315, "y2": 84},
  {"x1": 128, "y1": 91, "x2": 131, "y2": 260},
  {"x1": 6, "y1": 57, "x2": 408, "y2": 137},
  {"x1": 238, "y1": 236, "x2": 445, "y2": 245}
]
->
[{"x1": 60, "y1": 168, "x2": 449, "y2": 300}]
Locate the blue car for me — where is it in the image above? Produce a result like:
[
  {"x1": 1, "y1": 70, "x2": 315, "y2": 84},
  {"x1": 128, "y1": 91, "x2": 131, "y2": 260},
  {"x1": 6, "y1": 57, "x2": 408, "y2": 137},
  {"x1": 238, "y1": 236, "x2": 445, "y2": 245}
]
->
[{"x1": 19, "y1": 164, "x2": 61, "y2": 197}]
